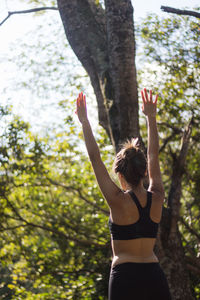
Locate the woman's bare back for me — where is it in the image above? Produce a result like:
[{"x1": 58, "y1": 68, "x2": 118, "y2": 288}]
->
[{"x1": 110, "y1": 190, "x2": 163, "y2": 267}]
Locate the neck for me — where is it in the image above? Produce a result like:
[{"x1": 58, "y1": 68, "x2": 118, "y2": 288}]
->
[{"x1": 128, "y1": 181, "x2": 145, "y2": 193}]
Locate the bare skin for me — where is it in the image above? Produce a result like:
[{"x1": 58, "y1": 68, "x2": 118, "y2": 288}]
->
[
  {"x1": 76, "y1": 89, "x2": 164, "y2": 267},
  {"x1": 110, "y1": 190, "x2": 162, "y2": 267}
]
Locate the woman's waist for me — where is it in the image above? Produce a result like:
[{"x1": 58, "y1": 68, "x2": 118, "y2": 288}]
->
[
  {"x1": 111, "y1": 238, "x2": 156, "y2": 255},
  {"x1": 112, "y1": 252, "x2": 159, "y2": 267}
]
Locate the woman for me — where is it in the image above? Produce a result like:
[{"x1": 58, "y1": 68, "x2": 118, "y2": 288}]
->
[{"x1": 76, "y1": 89, "x2": 171, "y2": 300}]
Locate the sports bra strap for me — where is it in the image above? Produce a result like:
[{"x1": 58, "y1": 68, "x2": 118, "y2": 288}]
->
[
  {"x1": 128, "y1": 191, "x2": 142, "y2": 212},
  {"x1": 146, "y1": 191, "x2": 152, "y2": 210},
  {"x1": 128, "y1": 191, "x2": 152, "y2": 214}
]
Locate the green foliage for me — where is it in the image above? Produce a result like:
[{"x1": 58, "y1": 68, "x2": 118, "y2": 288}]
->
[
  {"x1": 136, "y1": 13, "x2": 200, "y2": 298},
  {"x1": 0, "y1": 107, "x2": 112, "y2": 299}
]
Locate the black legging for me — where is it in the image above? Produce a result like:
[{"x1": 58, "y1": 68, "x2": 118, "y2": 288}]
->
[{"x1": 108, "y1": 262, "x2": 171, "y2": 300}]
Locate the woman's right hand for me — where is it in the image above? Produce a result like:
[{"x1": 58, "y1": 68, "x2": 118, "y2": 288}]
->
[
  {"x1": 76, "y1": 92, "x2": 88, "y2": 124},
  {"x1": 141, "y1": 88, "x2": 158, "y2": 118}
]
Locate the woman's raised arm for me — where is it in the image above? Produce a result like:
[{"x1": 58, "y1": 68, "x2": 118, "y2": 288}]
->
[
  {"x1": 141, "y1": 88, "x2": 164, "y2": 199},
  {"x1": 76, "y1": 92, "x2": 122, "y2": 207}
]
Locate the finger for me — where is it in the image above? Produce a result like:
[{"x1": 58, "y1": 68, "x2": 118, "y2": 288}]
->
[
  {"x1": 149, "y1": 90, "x2": 152, "y2": 102},
  {"x1": 78, "y1": 93, "x2": 83, "y2": 106},
  {"x1": 144, "y1": 88, "x2": 149, "y2": 102},
  {"x1": 81, "y1": 94, "x2": 85, "y2": 106},
  {"x1": 78, "y1": 97, "x2": 81, "y2": 107},
  {"x1": 83, "y1": 95, "x2": 86, "y2": 107},
  {"x1": 141, "y1": 90, "x2": 146, "y2": 104},
  {"x1": 77, "y1": 95, "x2": 81, "y2": 106},
  {"x1": 81, "y1": 93, "x2": 84, "y2": 104},
  {"x1": 154, "y1": 94, "x2": 158, "y2": 104}
]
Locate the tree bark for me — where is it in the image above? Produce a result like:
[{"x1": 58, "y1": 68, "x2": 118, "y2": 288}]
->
[
  {"x1": 156, "y1": 120, "x2": 194, "y2": 299},
  {"x1": 57, "y1": 0, "x2": 111, "y2": 140},
  {"x1": 161, "y1": 6, "x2": 200, "y2": 19},
  {"x1": 57, "y1": 0, "x2": 140, "y2": 151},
  {"x1": 105, "y1": 0, "x2": 139, "y2": 150}
]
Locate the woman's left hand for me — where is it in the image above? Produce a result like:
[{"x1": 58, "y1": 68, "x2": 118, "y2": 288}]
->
[
  {"x1": 141, "y1": 88, "x2": 158, "y2": 118},
  {"x1": 76, "y1": 92, "x2": 88, "y2": 124}
]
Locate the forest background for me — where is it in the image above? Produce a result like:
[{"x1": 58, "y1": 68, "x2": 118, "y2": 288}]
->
[{"x1": 0, "y1": 0, "x2": 200, "y2": 299}]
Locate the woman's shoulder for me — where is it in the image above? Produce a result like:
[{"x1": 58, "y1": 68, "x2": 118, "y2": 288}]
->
[{"x1": 148, "y1": 187, "x2": 165, "y2": 203}]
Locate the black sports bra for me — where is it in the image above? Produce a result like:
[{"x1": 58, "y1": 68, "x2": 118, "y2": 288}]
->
[{"x1": 108, "y1": 191, "x2": 159, "y2": 240}]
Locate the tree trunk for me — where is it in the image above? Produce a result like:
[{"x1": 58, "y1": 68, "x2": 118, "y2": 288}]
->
[
  {"x1": 104, "y1": 0, "x2": 139, "y2": 150},
  {"x1": 57, "y1": 0, "x2": 194, "y2": 298},
  {"x1": 156, "y1": 121, "x2": 194, "y2": 299},
  {"x1": 57, "y1": 0, "x2": 140, "y2": 151}
]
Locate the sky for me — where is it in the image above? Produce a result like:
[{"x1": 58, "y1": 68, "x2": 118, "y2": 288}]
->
[
  {"x1": 1, "y1": 0, "x2": 199, "y2": 47},
  {"x1": 0, "y1": 0, "x2": 199, "y2": 133}
]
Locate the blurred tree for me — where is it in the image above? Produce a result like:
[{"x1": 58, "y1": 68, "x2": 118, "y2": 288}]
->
[{"x1": 0, "y1": 0, "x2": 200, "y2": 299}]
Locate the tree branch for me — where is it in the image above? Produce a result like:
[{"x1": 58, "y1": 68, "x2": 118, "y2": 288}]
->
[
  {"x1": 161, "y1": 6, "x2": 200, "y2": 19},
  {"x1": 47, "y1": 177, "x2": 109, "y2": 215},
  {"x1": 159, "y1": 133, "x2": 177, "y2": 153},
  {"x1": 4, "y1": 195, "x2": 26, "y2": 223},
  {"x1": 12, "y1": 178, "x2": 109, "y2": 215},
  {"x1": 24, "y1": 221, "x2": 103, "y2": 248},
  {"x1": 186, "y1": 263, "x2": 200, "y2": 276},
  {"x1": 0, "y1": 7, "x2": 58, "y2": 26},
  {"x1": 168, "y1": 118, "x2": 193, "y2": 209},
  {"x1": 0, "y1": 212, "x2": 104, "y2": 248},
  {"x1": 3, "y1": 194, "x2": 104, "y2": 248},
  {"x1": 157, "y1": 122, "x2": 182, "y2": 134},
  {"x1": 185, "y1": 255, "x2": 200, "y2": 270},
  {"x1": 167, "y1": 118, "x2": 193, "y2": 238},
  {"x1": 180, "y1": 216, "x2": 200, "y2": 241},
  {"x1": 182, "y1": 235, "x2": 198, "y2": 259}
]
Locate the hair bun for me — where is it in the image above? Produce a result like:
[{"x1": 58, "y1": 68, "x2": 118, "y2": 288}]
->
[{"x1": 113, "y1": 138, "x2": 147, "y2": 187}]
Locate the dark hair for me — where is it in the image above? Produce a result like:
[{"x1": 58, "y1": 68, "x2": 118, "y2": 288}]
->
[{"x1": 113, "y1": 138, "x2": 147, "y2": 187}]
